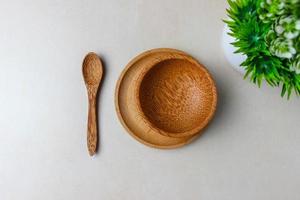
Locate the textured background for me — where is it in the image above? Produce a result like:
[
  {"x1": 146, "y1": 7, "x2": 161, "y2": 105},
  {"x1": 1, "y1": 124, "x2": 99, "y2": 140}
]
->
[{"x1": 0, "y1": 0, "x2": 299, "y2": 200}]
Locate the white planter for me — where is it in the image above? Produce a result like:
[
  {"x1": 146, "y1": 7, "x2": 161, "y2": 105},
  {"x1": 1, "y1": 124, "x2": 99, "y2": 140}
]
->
[{"x1": 222, "y1": 24, "x2": 247, "y2": 75}]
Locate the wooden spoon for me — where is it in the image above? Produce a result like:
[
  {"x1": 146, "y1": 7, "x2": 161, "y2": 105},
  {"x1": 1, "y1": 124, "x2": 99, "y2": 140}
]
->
[{"x1": 82, "y1": 52, "x2": 103, "y2": 156}]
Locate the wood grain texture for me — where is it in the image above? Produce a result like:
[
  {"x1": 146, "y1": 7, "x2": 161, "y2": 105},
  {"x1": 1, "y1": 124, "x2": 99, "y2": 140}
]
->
[
  {"x1": 115, "y1": 48, "x2": 217, "y2": 149},
  {"x1": 138, "y1": 58, "x2": 216, "y2": 138},
  {"x1": 82, "y1": 52, "x2": 103, "y2": 156}
]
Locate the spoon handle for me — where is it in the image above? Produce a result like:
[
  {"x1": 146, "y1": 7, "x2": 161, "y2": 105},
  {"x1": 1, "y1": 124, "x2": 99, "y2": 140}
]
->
[{"x1": 87, "y1": 97, "x2": 97, "y2": 156}]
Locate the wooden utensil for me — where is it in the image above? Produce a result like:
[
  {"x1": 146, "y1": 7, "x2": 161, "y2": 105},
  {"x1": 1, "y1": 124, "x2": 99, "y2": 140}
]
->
[
  {"x1": 136, "y1": 52, "x2": 217, "y2": 138},
  {"x1": 82, "y1": 52, "x2": 103, "y2": 156},
  {"x1": 115, "y1": 48, "x2": 217, "y2": 148}
]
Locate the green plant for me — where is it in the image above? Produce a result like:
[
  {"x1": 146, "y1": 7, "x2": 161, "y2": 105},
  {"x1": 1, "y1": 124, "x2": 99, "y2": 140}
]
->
[{"x1": 224, "y1": 0, "x2": 300, "y2": 98}]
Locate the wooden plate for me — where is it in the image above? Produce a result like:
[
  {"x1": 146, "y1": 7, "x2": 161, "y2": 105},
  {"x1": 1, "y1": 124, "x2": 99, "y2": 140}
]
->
[{"x1": 115, "y1": 48, "x2": 217, "y2": 149}]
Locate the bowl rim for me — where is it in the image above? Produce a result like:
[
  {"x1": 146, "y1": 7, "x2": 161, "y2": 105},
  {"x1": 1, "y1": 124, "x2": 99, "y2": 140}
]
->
[{"x1": 133, "y1": 50, "x2": 218, "y2": 138}]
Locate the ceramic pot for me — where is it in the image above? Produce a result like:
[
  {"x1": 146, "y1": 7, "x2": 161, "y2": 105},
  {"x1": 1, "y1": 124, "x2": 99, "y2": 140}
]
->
[{"x1": 222, "y1": 24, "x2": 247, "y2": 75}]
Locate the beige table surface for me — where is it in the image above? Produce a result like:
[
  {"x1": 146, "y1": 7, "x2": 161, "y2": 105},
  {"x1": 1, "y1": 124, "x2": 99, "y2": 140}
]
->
[{"x1": 0, "y1": 1, "x2": 300, "y2": 200}]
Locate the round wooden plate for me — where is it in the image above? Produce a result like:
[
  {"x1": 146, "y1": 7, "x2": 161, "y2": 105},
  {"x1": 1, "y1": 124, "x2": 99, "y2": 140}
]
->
[{"x1": 115, "y1": 48, "x2": 216, "y2": 149}]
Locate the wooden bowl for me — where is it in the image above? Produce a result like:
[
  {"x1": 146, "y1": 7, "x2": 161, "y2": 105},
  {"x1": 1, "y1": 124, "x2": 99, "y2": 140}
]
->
[{"x1": 115, "y1": 48, "x2": 217, "y2": 148}]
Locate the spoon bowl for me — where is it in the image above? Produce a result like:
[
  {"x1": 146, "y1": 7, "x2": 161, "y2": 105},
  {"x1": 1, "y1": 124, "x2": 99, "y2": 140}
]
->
[{"x1": 83, "y1": 53, "x2": 103, "y2": 86}]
